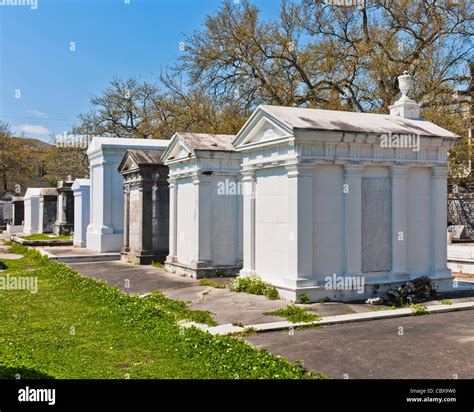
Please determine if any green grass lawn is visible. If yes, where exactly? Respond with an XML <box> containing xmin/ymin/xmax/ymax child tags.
<box><xmin>22</xmin><ymin>234</ymin><xmax>72</xmax><ymax>241</ymax></box>
<box><xmin>0</xmin><ymin>244</ymin><xmax>314</xmax><ymax>379</ymax></box>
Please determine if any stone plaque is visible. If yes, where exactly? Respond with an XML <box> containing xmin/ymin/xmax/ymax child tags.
<box><xmin>361</xmin><ymin>178</ymin><xmax>391</xmax><ymax>272</ymax></box>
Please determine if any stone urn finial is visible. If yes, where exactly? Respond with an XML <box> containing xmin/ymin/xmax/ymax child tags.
<box><xmin>389</xmin><ymin>70</ymin><xmax>419</xmax><ymax>119</ymax></box>
<box><xmin>398</xmin><ymin>70</ymin><xmax>412</xmax><ymax>100</ymax></box>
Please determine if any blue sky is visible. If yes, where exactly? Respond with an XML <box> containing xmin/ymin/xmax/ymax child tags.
<box><xmin>0</xmin><ymin>0</ymin><xmax>280</xmax><ymax>142</ymax></box>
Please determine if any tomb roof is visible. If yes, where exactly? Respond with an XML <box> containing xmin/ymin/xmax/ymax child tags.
<box><xmin>125</xmin><ymin>149</ymin><xmax>165</xmax><ymax>165</ymax></box>
<box><xmin>174</xmin><ymin>132</ymin><xmax>235</xmax><ymax>152</ymax></box>
<box><xmin>257</xmin><ymin>105</ymin><xmax>458</xmax><ymax>138</ymax></box>
<box><xmin>87</xmin><ymin>136</ymin><xmax>169</xmax><ymax>156</ymax></box>
<box><xmin>39</xmin><ymin>188</ymin><xmax>58</xmax><ymax>196</ymax></box>
<box><xmin>24</xmin><ymin>188</ymin><xmax>42</xmax><ymax>198</ymax></box>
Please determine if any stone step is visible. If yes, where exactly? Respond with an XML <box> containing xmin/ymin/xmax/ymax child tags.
<box><xmin>46</xmin><ymin>253</ymin><xmax>121</xmax><ymax>263</ymax></box>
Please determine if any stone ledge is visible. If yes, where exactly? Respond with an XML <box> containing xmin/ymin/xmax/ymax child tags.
<box><xmin>244</xmin><ymin>301</ymin><xmax>474</xmax><ymax>335</ymax></box>
<box><xmin>11</xmin><ymin>236</ymin><xmax>73</xmax><ymax>247</ymax></box>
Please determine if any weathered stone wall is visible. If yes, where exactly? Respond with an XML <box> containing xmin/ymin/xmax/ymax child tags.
<box><xmin>448</xmin><ymin>194</ymin><xmax>474</xmax><ymax>238</ymax></box>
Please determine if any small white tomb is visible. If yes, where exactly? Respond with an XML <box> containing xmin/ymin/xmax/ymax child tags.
<box><xmin>162</xmin><ymin>132</ymin><xmax>243</xmax><ymax>278</ymax></box>
<box><xmin>86</xmin><ymin>137</ymin><xmax>169</xmax><ymax>252</ymax></box>
<box><xmin>233</xmin><ymin>72</ymin><xmax>458</xmax><ymax>301</ymax></box>
<box><xmin>72</xmin><ymin>179</ymin><xmax>90</xmax><ymax>247</ymax></box>
<box><xmin>23</xmin><ymin>188</ymin><xmax>42</xmax><ymax>235</ymax></box>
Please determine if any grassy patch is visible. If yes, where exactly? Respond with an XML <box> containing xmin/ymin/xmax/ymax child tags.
<box><xmin>150</xmin><ymin>261</ymin><xmax>164</xmax><ymax>269</ymax></box>
<box><xmin>230</xmin><ymin>275</ymin><xmax>279</xmax><ymax>300</ymax></box>
<box><xmin>297</xmin><ymin>294</ymin><xmax>310</xmax><ymax>304</ymax></box>
<box><xmin>199</xmin><ymin>278</ymin><xmax>226</xmax><ymax>289</ymax></box>
<box><xmin>22</xmin><ymin>234</ymin><xmax>72</xmax><ymax>241</ymax></box>
<box><xmin>0</xmin><ymin>244</ymin><xmax>312</xmax><ymax>379</ymax></box>
<box><xmin>440</xmin><ymin>299</ymin><xmax>453</xmax><ymax>305</ymax></box>
<box><xmin>407</xmin><ymin>304</ymin><xmax>429</xmax><ymax>316</ymax></box>
<box><xmin>229</xmin><ymin>328</ymin><xmax>257</xmax><ymax>338</ymax></box>
<box><xmin>265</xmin><ymin>305</ymin><xmax>320</xmax><ymax>323</ymax></box>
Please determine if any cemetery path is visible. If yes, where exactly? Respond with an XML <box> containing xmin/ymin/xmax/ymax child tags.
<box><xmin>245</xmin><ymin>310</ymin><xmax>474</xmax><ymax>379</ymax></box>
<box><xmin>66</xmin><ymin>261</ymin><xmax>288</xmax><ymax>325</ymax></box>
<box><xmin>65</xmin><ymin>259</ymin><xmax>474</xmax><ymax>328</ymax></box>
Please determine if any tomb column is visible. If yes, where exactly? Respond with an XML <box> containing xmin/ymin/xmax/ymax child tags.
<box><xmin>101</xmin><ymin>161</ymin><xmax>113</xmax><ymax>233</ymax></box>
<box><xmin>390</xmin><ymin>165</ymin><xmax>409</xmax><ymax>277</ymax></box>
<box><xmin>431</xmin><ymin>166</ymin><xmax>449</xmax><ymax>277</ymax></box>
<box><xmin>87</xmin><ymin>164</ymin><xmax>96</xmax><ymax>232</ymax></box>
<box><xmin>166</xmin><ymin>177</ymin><xmax>178</xmax><ymax>263</ymax></box>
<box><xmin>140</xmin><ymin>181</ymin><xmax>154</xmax><ymax>254</ymax></box>
<box><xmin>285</xmin><ymin>163</ymin><xmax>314</xmax><ymax>286</ymax></box>
<box><xmin>241</xmin><ymin>169</ymin><xmax>256</xmax><ymax>276</ymax></box>
<box><xmin>122</xmin><ymin>183</ymin><xmax>130</xmax><ymax>253</ymax></box>
<box><xmin>343</xmin><ymin>163</ymin><xmax>364</xmax><ymax>276</ymax></box>
<box><xmin>193</xmin><ymin>173</ymin><xmax>211</xmax><ymax>265</ymax></box>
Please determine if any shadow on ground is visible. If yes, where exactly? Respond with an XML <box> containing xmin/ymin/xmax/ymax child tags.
<box><xmin>0</xmin><ymin>365</ymin><xmax>55</xmax><ymax>379</ymax></box>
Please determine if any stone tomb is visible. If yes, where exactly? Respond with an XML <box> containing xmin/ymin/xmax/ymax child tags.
<box><xmin>233</xmin><ymin>72</ymin><xmax>457</xmax><ymax>302</ymax></box>
<box><xmin>162</xmin><ymin>132</ymin><xmax>242</xmax><ymax>278</ymax></box>
<box><xmin>6</xmin><ymin>196</ymin><xmax>24</xmax><ymax>234</ymax></box>
<box><xmin>24</xmin><ymin>188</ymin><xmax>57</xmax><ymax>234</ymax></box>
<box><xmin>38</xmin><ymin>188</ymin><xmax>58</xmax><ymax>234</ymax></box>
<box><xmin>12</xmin><ymin>197</ymin><xmax>24</xmax><ymax>226</ymax></box>
<box><xmin>86</xmin><ymin>137</ymin><xmax>169</xmax><ymax>253</ymax></box>
<box><xmin>23</xmin><ymin>188</ymin><xmax>41</xmax><ymax>234</ymax></box>
<box><xmin>53</xmin><ymin>179</ymin><xmax>75</xmax><ymax>235</ymax></box>
<box><xmin>119</xmin><ymin>150</ymin><xmax>169</xmax><ymax>264</ymax></box>
<box><xmin>72</xmin><ymin>179</ymin><xmax>90</xmax><ymax>247</ymax></box>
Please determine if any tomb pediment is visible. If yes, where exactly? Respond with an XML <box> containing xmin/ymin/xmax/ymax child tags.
<box><xmin>161</xmin><ymin>135</ymin><xmax>194</xmax><ymax>162</ymax></box>
<box><xmin>233</xmin><ymin>107</ymin><xmax>293</xmax><ymax>149</ymax></box>
<box><xmin>118</xmin><ymin>154</ymin><xmax>139</xmax><ymax>174</ymax></box>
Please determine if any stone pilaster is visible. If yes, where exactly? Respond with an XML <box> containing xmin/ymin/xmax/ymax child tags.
<box><xmin>240</xmin><ymin>169</ymin><xmax>257</xmax><ymax>276</ymax></box>
<box><xmin>284</xmin><ymin>164</ymin><xmax>314</xmax><ymax>288</ymax></box>
<box><xmin>344</xmin><ymin>163</ymin><xmax>364</xmax><ymax>276</ymax></box>
<box><xmin>390</xmin><ymin>165</ymin><xmax>409</xmax><ymax>277</ymax></box>
<box><xmin>192</xmin><ymin>173</ymin><xmax>211</xmax><ymax>266</ymax></box>
<box><xmin>166</xmin><ymin>177</ymin><xmax>178</xmax><ymax>263</ymax></box>
<box><xmin>431</xmin><ymin>166</ymin><xmax>450</xmax><ymax>277</ymax></box>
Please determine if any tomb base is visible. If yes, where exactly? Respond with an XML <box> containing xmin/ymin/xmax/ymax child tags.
<box><xmin>121</xmin><ymin>249</ymin><xmax>168</xmax><ymax>265</ymax></box>
<box><xmin>86</xmin><ymin>231</ymin><xmax>123</xmax><ymax>253</ymax></box>
<box><xmin>273</xmin><ymin>273</ymin><xmax>456</xmax><ymax>303</ymax></box>
<box><xmin>165</xmin><ymin>259</ymin><xmax>241</xmax><ymax>279</ymax></box>
<box><xmin>6</xmin><ymin>224</ymin><xmax>24</xmax><ymax>234</ymax></box>
<box><xmin>53</xmin><ymin>222</ymin><xmax>74</xmax><ymax>236</ymax></box>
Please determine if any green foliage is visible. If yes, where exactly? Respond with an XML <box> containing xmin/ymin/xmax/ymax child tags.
<box><xmin>0</xmin><ymin>244</ymin><xmax>313</xmax><ymax>379</ymax></box>
<box><xmin>440</xmin><ymin>299</ymin><xmax>453</xmax><ymax>305</ymax></box>
<box><xmin>22</xmin><ymin>234</ymin><xmax>72</xmax><ymax>241</ymax></box>
<box><xmin>265</xmin><ymin>306</ymin><xmax>320</xmax><ymax>324</ymax></box>
<box><xmin>297</xmin><ymin>294</ymin><xmax>310</xmax><ymax>304</ymax></box>
<box><xmin>230</xmin><ymin>275</ymin><xmax>279</xmax><ymax>300</ymax></box>
<box><xmin>408</xmin><ymin>304</ymin><xmax>429</xmax><ymax>316</ymax></box>
<box><xmin>150</xmin><ymin>261</ymin><xmax>164</xmax><ymax>269</ymax></box>
<box><xmin>199</xmin><ymin>278</ymin><xmax>226</xmax><ymax>289</ymax></box>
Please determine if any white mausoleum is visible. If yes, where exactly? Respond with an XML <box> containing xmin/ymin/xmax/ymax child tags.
<box><xmin>162</xmin><ymin>132</ymin><xmax>242</xmax><ymax>278</ymax></box>
<box><xmin>233</xmin><ymin>72</ymin><xmax>458</xmax><ymax>301</ymax></box>
<box><xmin>23</xmin><ymin>188</ymin><xmax>41</xmax><ymax>235</ymax></box>
<box><xmin>86</xmin><ymin>137</ymin><xmax>169</xmax><ymax>252</ymax></box>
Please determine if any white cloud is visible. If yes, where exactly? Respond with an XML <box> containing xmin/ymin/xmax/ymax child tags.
<box><xmin>13</xmin><ymin>124</ymin><xmax>51</xmax><ymax>136</ymax></box>
<box><xmin>25</xmin><ymin>109</ymin><xmax>48</xmax><ymax>119</ymax></box>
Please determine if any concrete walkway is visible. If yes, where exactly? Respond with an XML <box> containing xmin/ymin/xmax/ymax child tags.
<box><xmin>63</xmin><ymin>259</ymin><xmax>474</xmax><ymax>329</ymax></box>
<box><xmin>67</xmin><ymin>261</ymin><xmax>289</xmax><ymax>325</ymax></box>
